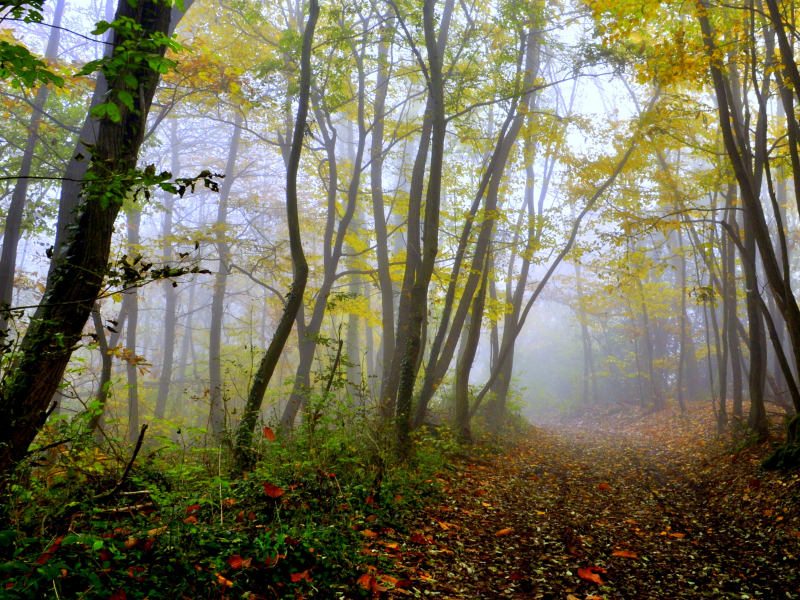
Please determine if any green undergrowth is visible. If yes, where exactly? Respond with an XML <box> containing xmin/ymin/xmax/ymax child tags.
<box><xmin>0</xmin><ymin>412</ymin><xmax>460</xmax><ymax>599</ymax></box>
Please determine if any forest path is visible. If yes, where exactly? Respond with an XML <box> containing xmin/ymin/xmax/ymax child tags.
<box><xmin>399</xmin><ymin>411</ymin><xmax>799</xmax><ymax>599</ymax></box>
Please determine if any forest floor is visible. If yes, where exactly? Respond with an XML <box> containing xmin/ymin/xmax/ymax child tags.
<box><xmin>381</xmin><ymin>403</ymin><xmax>800</xmax><ymax>599</ymax></box>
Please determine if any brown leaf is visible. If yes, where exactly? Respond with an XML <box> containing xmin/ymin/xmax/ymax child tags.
<box><xmin>578</xmin><ymin>566</ymin><xmax>606</xmax><ymax>584</ymax></box>
<box><xmin>668</xmin><ymin>532</ymin><xmax>686</xmax><ymax>539</ymax></box>
<box><xmin>262</xmin><ymin>426</ymin><xmax>275</xmax><ymax>441</ymax></box>
<box><xmin>598</xmin><ymin>483</ymin><xmax>612</xmax><ymax>491</ymax></box>
<box><xmin>612</xmin><ymin>549</ymin><xmax>639</xmax><ymax>558</ymax></box>
<box><xmin>494</xmin><ymin>528</ymin><xmax>512</xmax><ymax>537</ymax></box>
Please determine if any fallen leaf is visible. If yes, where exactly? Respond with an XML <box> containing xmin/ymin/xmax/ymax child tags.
<box><xmin>598</xmin><ymin>483</ymin><xmax>612</xmax><ymax>491</ymax></box>
<box><xmin>668</xmin><ymin>532</ymin><xmax>686</xmax><ymax>539</ymax></box>
<box><xmin>262</xmin><ymin>426</ymin><xmax>275</xmax><ymax>441</ymax></box>
<box><xmin>290</xmin><ymin>569</ymin><xmax>311</xmax><ymax>582</ymax></box>
<box><xmin>361</xmin><ymin>529</ymin><xmax>379</xmax><ymax>538</ymax></box>
<box><xmin>263</xmin><ymin>482</ymin><xmax>285</xmax><ymax>499</ymax></box>
<box><xmin>494</xmin><ymin>527</ymin><xmax>512</xmax><ymax>536</ymax></box>
<box><xmin>612</xmin><ymin>549</ymin><xmax>639</xmax><ymax>558</ymax></box>
<box><xmin>578</xmin><ymin>565</ymin><xmax>606</xmax><ymax>584</ymax></box>
<box><xmin>357</xmin><ymin>573</ymin><xmax>388</xmax><ymax>592</ymax></box>
<box><xmin>216</xmin><ymin>573</ymin><xmax>234</xmax><ymax>587</ymax></box>
<box><xmin>147</xmin><ymin>526</ymin><xmax>168</xmax><ymax>537</ymax></box>
<box><xmin>228</xmin><ymin>554</ymin><xmax>243</xmax><ymax>569</ymax></box>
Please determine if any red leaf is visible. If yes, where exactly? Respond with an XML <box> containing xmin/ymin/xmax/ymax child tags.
<box><xmin>142</xmin><ymin>538</ymin><xmax>155</xmax><ymax>551</ymax></box>
<box><xmin>127</xmin><ymin>566</ymin><xmax>146</xmax><ymax>581</ymax></box>
<box><xmin>263</xmin><ymin>482</ymin><xmax>285</xmax><ymax>499</ymax></box>
<box><xmin>109</xmin><ymin>590</ymin><xmax>127</xmax><ymax>600</ymax></box>
<box><xmin>228</xmin><ymin>554</ymin><xmax>244</xmax><ymax>569</ymax></box>
<box><xmin>262</xmin><ymin>426</ymin><xmax>275</xmax><ymax>441</ymax></box>
<box><xmin>290</xmin><ymin>569</ymin><xmax>311</xmax><ymax>582</ymax></box>
<box><xmin>598</xmin><ymin>483</ymin><xmax>612</xmax><ymax>491</ymax></box>
<box><xmin>186</xmin><ymin>503</ymin><xmax>200</xmax><ymax>515</ymax></box>
<box><xmin>35</xmin><ymin>535</ymin><xmax>65</xmax><ymax>565</ymax></box>
<box><xmin>509</xmin><ymin>572</ymin><xmax>526</xmax><ymax>581</ymax></box>
<box><xmin>365</xmin><ymin>495</ymin><xmax>376</xmax><ymax>506</ymax></box>
<box><xmin>578</xmin><ymin>566</ymin><xmax>606</xmax><ymax>584</ymax></box>
<box><xmin>409</xmin><ymin>534</ymin><xmax>429</xmax><ymax>544</ymax></box>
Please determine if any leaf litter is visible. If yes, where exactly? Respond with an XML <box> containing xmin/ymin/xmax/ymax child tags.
<box><xmin>379</xmin><ymin>403</ymin><xmax>799</xmax><ymax>599</ymax></box>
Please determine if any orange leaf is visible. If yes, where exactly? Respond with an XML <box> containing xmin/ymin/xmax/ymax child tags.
<box><xmin>184</xmin><ymin>516</ymin><xmax>197</xmax><ymax>524</ymax></box>
<box><xmin>124</xmin><ymin>537</ymin><xmax>138</xmax><ymax>549</ymax></box>
<box><xmin>578</xmin><ymin>566</ymin><xmax>606</xmax><ymax>584</ymax></box>
<box><xmin>598</xmin><ymin>483</ymin><xmax>612</xmax><ymax>491</ymax></box>
<box><xmin>365</xmin><ymin>495</ymin><xmax>377</xmax><ymax>506</ymax></box>
<box><xmin>216</xmin><ymin>573</ymin><xmax>234</xmax><ymax>587</ymax></box>
<box><xmin>263</xmin><ymin>482</ymin><xmax>285</xmax><ymax>499</ymax></box>
<box><xmin>668</xmin><ymin>532</ymin><xmax>686</xmax><ymax>539</ymax></box>
<box><xmin>361</xmin><ymin>529</ymin><xmax>379</xmax><ymax>538</ymax></box>
<box><xmin>357</xmin><ymin>573</ymin><xmax>388</xmax><ymax>592</ymax></box>
<box><xmin>494</xmin><ymin>528</ymin><xmax>512</xmax><ymax>537</ymax></box>
<box><xmin>262</xmin><ymin>426</ymin><xmax>275</xmax><ymax>441</ymax></box>
<box><xmin>290</xmin><ymin>569</ymin><xmax>311</xmax><ymax>582</ymax></box>
<box><xmin>612</xmin><ymin>549</ymin><xmax>639</xmax><ymax>558</ymax></box>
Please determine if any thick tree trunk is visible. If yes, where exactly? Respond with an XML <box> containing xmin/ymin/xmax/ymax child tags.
<box><xmin>0</xmin><ymin>0</ymin><xmax>175</xmax><ymax>478</ymax></box>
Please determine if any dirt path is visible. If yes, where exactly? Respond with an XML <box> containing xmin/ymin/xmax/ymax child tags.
<box><xmin>393</xmin><ymin>418</ymin><xmax>800</xmax><ymax>599</ymax></box>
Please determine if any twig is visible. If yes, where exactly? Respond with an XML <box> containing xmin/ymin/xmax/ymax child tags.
<box><xmin>24</xmin><ymin>438</ymin><xmax>72</xmax><ymax>457</ymax></box>
<box><xmin>92</xmin><ymin>424</ymin><xmax>148</xmax><ymax>502</ymax></box>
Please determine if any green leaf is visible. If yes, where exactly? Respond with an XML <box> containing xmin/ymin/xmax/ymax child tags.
<box><xmin>122</xmin><ymin>73</ymin><xmax>138</xmax><ymax>88</ymax></box>
<box><xmin>90</xmin><ymin>21</ymin><xmax>112</xmax><ymax>36</ymax></box>
<box><xmin>117</xmin><ymin>90</ymin><xmax>134</xmax><ymax>111</ymax></box>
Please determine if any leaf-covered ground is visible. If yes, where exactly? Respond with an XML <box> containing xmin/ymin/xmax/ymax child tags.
<box><xmin>370</xmin><ymin>405</ymin><xmax>800</xmax><ymax>599</ymax></box>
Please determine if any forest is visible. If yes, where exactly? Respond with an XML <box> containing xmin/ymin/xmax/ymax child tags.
<box><xmin>0</xmin><ymin>0</ymin><xmax>799</xmax><ymax>596</ymax></box>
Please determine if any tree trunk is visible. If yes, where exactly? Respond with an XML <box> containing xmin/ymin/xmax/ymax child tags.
<box><xmin>0</xmin><ymin>0</ymin><xmax>65</xmax><ymax>330</ymax></box>
<box><xmin>208</xmin><ymin>111</ymin><xmax>244</xmax><ymax>437</ymax></box>
<box><xmin>394</xmin><ymin>0</ymin><xmax>448</xmax><ymax>457</ymax></box>
<box><xmin>233</xmin><ymin>0</ymin><xmax>318</xmax><ymax>462</ymax></box>
<box><xmin>0</xmin><ymin>0</ymin><xmax>176</xmax><ymax>478</ymax></box>
<box><xmin>125</xmin><ymin>209</ymin><xmax>141</xmax><ymax>443</ymax></box>
<box><xmin>454</xmin><ymin>252</ymin><xmax>490</xmax><ymax>444</ymax></box>
<box><xmin>155</xmin><ymin>119</ymin><xmax>180</xmax><ymax>422</ymax></box>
